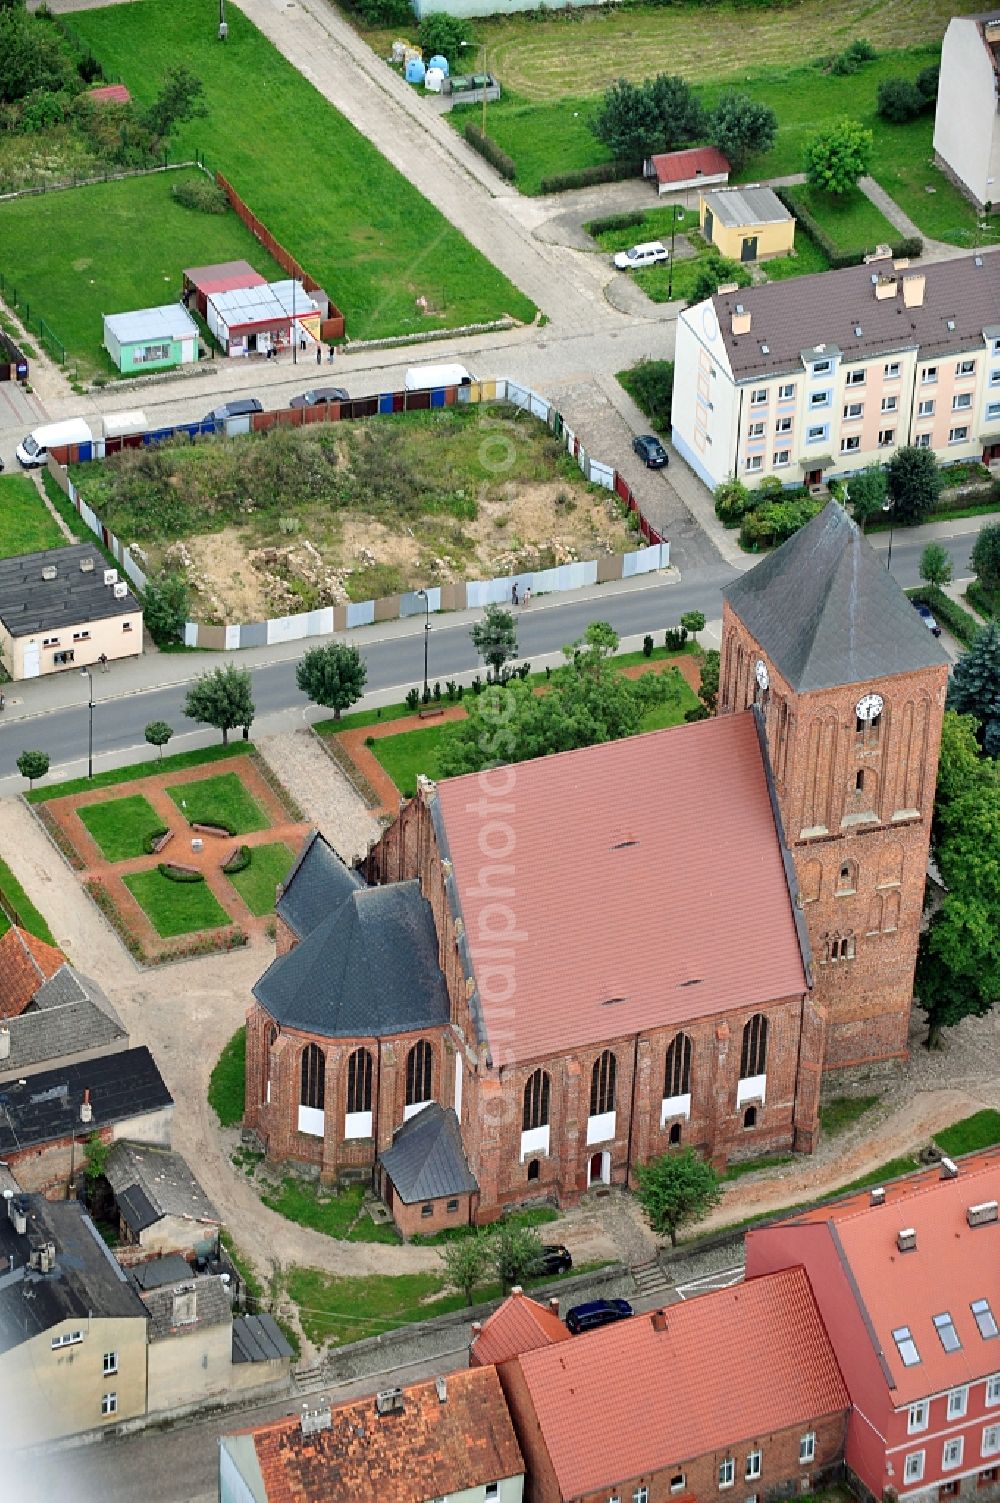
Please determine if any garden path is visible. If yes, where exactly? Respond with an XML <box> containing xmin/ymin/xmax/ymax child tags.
<box><xmin>255</xmin><ymin>729</ymin><xmax>382</xmax><ymax>863</ymax></box>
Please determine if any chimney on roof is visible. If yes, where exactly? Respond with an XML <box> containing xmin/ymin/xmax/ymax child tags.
<box><xmin>967</xmin><ymin>1201</ymin><xmax>999</xmax><ymax>1228</ymax></box>
<box><xmin>731</xmin><ymin>309</ymin><xmax>752</xmax><ymax>336</ymax></box>
<box><xmin>549</xmin><ymin>1298</ymin><xmax>560</xmax><ymax>1316</ymax></box>
<box><xmin>940</xmin><ymin>1158</ymin><xmax>958</xmax><ymax>1179</ymax></box>
<box><xmin>864</xmin><ymin>246</ymin><xmax>893</xmax><ymax>264</ymax></box>
<box><xmin>651</xmin><ymin>1309</ymin><xmax>668</xmax><ymax>1333</ymax></box>
<box><xmin>897</xmin><ymin>1228</ymin><xmax>917</xmax><ymax>1253</ymax></box>
<box><xmin>471</xmin><ymin>1321</ymin><xmax>482</xmax><ymax>1337</ymax></box>
<box><xmin>80</xmin><ymin>1088</ymin><xmax>92</xmax><ymax>1125</ymax></box>
<box><xmin>300</xmin><ymin>1402</ymin><xmax>332</xmax><ymax>1435</ymax></box>
<box><xmin>510</xmin><ymin>1285</ymin><xmax>523</xmax><ymax>1297</ymax></box>
<box><xmin>870</xmin><ymin>1187</ymin><xmax>886</xmax><ymax>1206</ymax></box>
<box><xmin>436</xmin><ymin>1377</ymin><xmax>447</xmax><ymax>1404</ymax></box>
<box><xmin>717</xmin><ymin>282</ymin><xmax>740</xmax><ymax>296</ymax></box>
<box><xmin>902</xmin><ymin>274</ymin><xmax>926</xmax><ymax>308</ymax></box>
<box><xmin>375</xmin><ymin>1388</ymin><xmax>405</xmax><ymax>1416</ymax></box>
<box><xmin>874</xmin><ymin>276</ymin><xmax>898</xmax><ymax>301</ymax></box>
<box><xmin>9</xmin><ymin>1196</ymin><xmax>27</xmax><ymax>1236</ymax></box>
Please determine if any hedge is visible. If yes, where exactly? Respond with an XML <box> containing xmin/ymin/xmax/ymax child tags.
<box><xmin>223</xmin><ymin>845</ymin><xmax>252</xmax><ymax>875</ymax></box>
<box><xmin>907</xmin><ymin>586</ymin><xmax>980</xmax><ymax>648</ymax></box>
<box><xmin>584</xmin><ymin>209</ymin><xmax>647</xmax><ymax>237</ymax></box>
<box><xmin>159</xmin><ymin>863</ymin><xmax>206</xmax><ymax>884</ymax></box>
<box><xmin>463</xmin><ymin>122</ymin><xmax>515</xmax><ymax>182</ymax></box>
<box><xmin>774</xmin><ymin>187</ymin><xmax>922</xmax><ymax>269</ymax></box>
<box><xmin>540</xmin><ymin>158</ymin><xmax>643</xmax><ymax>194</ymax></box>
<box><xmin>964</xmin><ymin>579</ymin><xmax>997</xmax><ymax>624</ymax></box>
<box><xmin>143</xmin><ymin>827</ymin><xmax>170</xmax><ymax>855</ymax></box>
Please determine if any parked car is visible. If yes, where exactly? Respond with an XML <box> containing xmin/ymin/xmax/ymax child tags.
<box><xmin>538</xmin><ymin>1244</ymin><xmax>573</xmax><ymax>1276</ymax></box>
<box><xmin>613</xmin><ymin>241</ymin><xmax>669</xmax><ymax>271</ymax></box>
<box><xmin>565</xmin><ymin>1298</ymin><xmax>634</xmax><ymax>1335</ymax></box>
<box><xmin>289</xmin><ymin>387</ymin><xmax>349</xmax><ymax>408</ymax></box>
<box><xmin>633</xmin><ymin>434</ymin><xmax>669</xmax><ymax>468</ymax></box>
<box><xmin>911</xmin><ymin>600</ymin><xmax>942</xmax><ymax>636</ymax></box>
<box><xmin>203</xmin><ymin>397</ymin><xmax>263</xmax><ymax>424</ymax></box>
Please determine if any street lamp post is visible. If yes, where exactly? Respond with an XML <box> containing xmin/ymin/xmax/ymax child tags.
<box><xmin>80</xmin><ymin>667</ymin><xmax>94</xmax><ymax>779</ymax></box>
<box><xmin>667</xmin><ymin>201</ymin><xmax>678</xmax><ymax>300</ymax></box>
<box><xmin>883</xmin><ymin>498</ymin><xmax>895</xmax><ymax>573</ymax></box>
<box><xmin>218</xmin><ymin>0</ymin><xmax>228</xmax><ymax>39</ymax></box>
<box><xmin>416</xmin><ymin>589</ymin><xmax>430</xmax><ymax>700</ymax></box>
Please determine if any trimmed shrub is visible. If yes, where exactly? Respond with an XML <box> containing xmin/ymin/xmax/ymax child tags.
<box><xmin>464</xmin><ymin>121</ymin><xmax>515</xmax><ymax>182</ymax></box>
<box><xmin>143</xmin><ymin>826</ymin><xmax>170</xmax><ymax>854</ymax></box>
<box><xmin>222</xmin><ymin>845</ymin><xmax>251</xmax><ymax>875</ymax></box>
<box><xmin>739</xmin><ymin>495</ymin><xmax>823</xmax><ymax>549</ymax></box>
<box><xmin>916</xmin><ymin>64</ymin><xmax>939</xmax><ymax>105</ymax></box>
<box><xmin>908</xmin><ymin>586</ymin><xmax>979</xmax><ymax>647</ymax></box>
<box><xmin>159</xmin><ymin>863</ymin><xmax>205</xmax><ymax>883</ymax></box>
<box><xmin>171</xmin><ymin>176</ymin><xmax>230</xmax><ymax>214</ymax></box>
<box><xmin>405</xmin><ymin>687</ymin><xmax>420</xmax><ymax>710</ymax></box>
<box><xmin>540</xmin><ymin>158</ymin><xmax>643</xmax><ymax>194</ymax></box>
<box><xmin>714</xmin><ymin>478</ymin><xmax>755</xmax><ymax>526</ymax></box>
<box><xmin>876</xmin><ymin>78</ymin><xmax>923</xmax><ymax>125</ymax></box>
<box><xmin>618</xmin><ymin>358</ymin><xmax>674</xmax><ymax>433</ymax></box>
<box><xmin>584</xmin><ymin>209</ymin><xmax>647</xmax><ymax>237</ymax></box>
<box><xmin>643</xmin><ymin>634</ymin><xmax>654</xmax><ymax>657</ymax></box>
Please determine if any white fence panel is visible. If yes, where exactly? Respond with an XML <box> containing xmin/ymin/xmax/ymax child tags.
<box><xmin>307</xmin><ymin>606</ymin><xmax>336</xmax><ymax>636</ymax></box>
<box><xmin>589</xmin><ymin>460</ymin><xmax>615</xmax><ymax>490</ymax></box>
<box><xmin>506</xmin><ymin>381</ymin><xmax>530</xmax><ymax>410</ymax></box>
<box><xmin>267</xmin><ymin>611</ymin><xmax>312</xmax><ymax>645</ymax></box>
<box><xmin>184</xmin><ymin>621</ymin><xmax>199</xmax><ymax>648</ymax></box>
<box><xmin>346</xmin><ymin>600</ymin><xmax>375</xmax><ymax>629</ymax></box>
<box><xmin>529</xmin><ymin>392</ymin><xmax>549</xmax><ymax>422</ymax></box>
<box><xmin>563</xmin><ymin>425</ymin><xmax>575</xmax><ymax>456</ymax></box>
<box><xmin>622</xmin><ymin>544</ymin><xmax>664</xmax><ymax>578</ymax></box>
<box><xmin>467</xmin><ymin>576</ymin><xmax>513</xmax><ymax>609</ymax></box>
<box><xmin>225</xmin><ymin>625</ymin><xmax>241</xmax><ymax>651</ymax></box>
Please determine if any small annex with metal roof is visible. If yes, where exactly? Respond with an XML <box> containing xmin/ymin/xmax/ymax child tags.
<box><xmin>103</xmin><ymin>302</ymin><xmax>200</xmax><ymax>374</ymax></box>
<box><xmin>700</xmin><ymin>185</ymin><xmax>795</xmax><ymax>263</ymax></box>
<box><xmin>0</xmin><ymin>542</ymin><xmax>142</xmax><ymax>681</ymax></box>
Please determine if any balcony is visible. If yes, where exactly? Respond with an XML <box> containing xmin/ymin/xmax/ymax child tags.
<box><xmin>586</xmin><ymin>1110</ymin><xmax>616</xmax><ymax>1145</ymax></box>
<box><xmin>344</xmin><ymin>1110</ymin><xmax>373</xmax><ymax>1140</ymax></box>
<box><xmin>520</xmin><ymin>1125</ymin><xmax>550</xmax><ymax>1161</ymax></box>
<box><xmin>736</xmin><ymin>1075</ymin><xmax>766</xmax><ymax>1109</ymax></box>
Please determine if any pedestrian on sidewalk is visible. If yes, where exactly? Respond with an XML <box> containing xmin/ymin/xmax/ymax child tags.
<box><xmin>523</xmin><ymin>586</ymin><xmax>532</xmax><ymax>606</ymax></box>
<box><xmin>316</xmin><ymin>344</ymin><xmax>322</xmax><ymax>366</ymax></box>
<box><xmin>328</xmin><ymin>344</ymin><xmax>336</xmax><ymax>364</ymax></box>
<box><xmin>511</xmin><ymin>582</ymin><xmax>519</xmax><ymax>606</ymax></box>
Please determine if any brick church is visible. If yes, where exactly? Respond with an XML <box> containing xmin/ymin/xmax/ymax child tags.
<box><xmin>244</xmin><ymin>502</ymin><xmax>949</xmax><ymax>1233</ymax></box>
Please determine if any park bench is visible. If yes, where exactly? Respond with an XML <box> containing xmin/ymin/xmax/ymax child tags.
<box><xmin>418</xmin><ymin>706</ymin><xmax>445</xmax><ymax>720</ymax></box>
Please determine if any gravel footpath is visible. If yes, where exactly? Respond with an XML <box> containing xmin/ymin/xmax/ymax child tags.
<box><xmin>255</xmin><ymin>729</ymin><xmax>380</xmax><ymax>863</ymax></box>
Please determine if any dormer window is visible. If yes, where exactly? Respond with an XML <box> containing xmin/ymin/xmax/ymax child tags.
<box><xmin>893</xmin><ymin>1325</ymin><xmax>921</xmax><ymax>1366</ymax></box>
<box><xmin>973</xmin><ymin>1300</ymin><xmax>999</xmax><ymax>1340</ymax></box>
<box><xmin>934</xmin><ymin>1313</ymin><xmax>962</xmax><ymax>1353</ymax></box>
<box><xmin>812</xmin><ymin>359</ymin><xmax>832</xmax><ymax>374</ymax></box>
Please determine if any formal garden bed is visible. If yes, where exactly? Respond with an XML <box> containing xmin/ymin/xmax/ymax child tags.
<box><xmin>67</xmin><ymin>406</ymin><xmax>634</xmax><ymax>619</ymax></box>
<box><xmin>29</xmin><ymin>746</ymin><xmax>306</xmax><ymax>963</ymax></box>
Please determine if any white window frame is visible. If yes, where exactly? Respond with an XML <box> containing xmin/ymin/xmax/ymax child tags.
<box><xmin>810</xmin><ymin>389</ymin><xmax>831</xmax><ymax>408</ymax></box>
<box><xmin>101</xmin><ymin>1392</ymin><xmax>118</xmax><ymax>1417</ymax></box>
<box><xmin>878</xmin><ymin>429</ymin><xmax>895</xmax><ymax>448</ymax></box>
<box><xmin>991</xmin><ymin>369</ymin><xmax>1000</xmax><ymax>386</ymax></box>
<box><xmin>922</xmin><ymin>366</ymin><xmax>938</xmax><ymax>384</ymax></box>
<box><xmin>987</xmin><ymin>1374</ymin><xmax>1000</xmax><ymax>1406</ymax></box>
<box><xmin>884</xmin><ymin>361</ymin><xmax>901</xmax><ymax>379</ymax></box>
<box><xmin>800</xmin><ymin>1433</ymin><xmax>816</xmax><ymax>1464</ymax></box>
<box><xmin>943</xmin><ymin>1437</ymin><xmax>964</xmax><ymax>1471</ymax></box>
<box><xmin>843</xmin><ymin>402</ymin><xmax>863</xmax><ymax>419</ymax></box>
<box><xmin>807</xmin><ymin>425</ymin><xmax>827</xmax><ymax>443</ymax></box>
<box><xmin>987</xmin><ymin>402</ymin><xmax>1000</xmax><ymax>422</ymax></box>
<box><xmin>846</xmin><ymin>369</ymin><xmax>866</xmax><ymax>386</ymax></box>
<box><xmin>983</xmin><ymin>1426</ymin><xmax>1000</xmax><ymax>1459</ymax></box>
<box><xmin>915</xmin><ymin>433</ymin><xmax>932</xmax><ymax>449</ymax></box>
<box><xmin>774</xmin><ymin>450</ymin><xmax>790</xmax><ymax>468</ymax></box>
<box><xmin>949</xmin><ymin>426</ymin><xmax>970</xmax><ymax>444</ymax></box>
<box><xmin>904</xmin><ymin>1452</ymin><xmax>925</xmax><ymax>1484</ymax></box>
<box><xmin>485</xmin><ymin>1485</ymin><xmax>500</xmax><ymax>1502</ymax></box>
<box><xmin>719</xmin><ymin>1458</ymin><xmax>735</xmax><ymax>1489</ymax></box>
<box><xmin>633</xmin><ymin>1489</ymin><xmax>649</xmax><ymax>1503</ymax></box>
<box><xmin>917</xmin><ymin>398</ymin><xmax>935</xmax><ymax>417</ymax></box>
<box><xmin>775</xmin><ymin>416</ymin><xmax>792</xmax><ymax>434</ymax></box>
<box><xmin>103</xmin><ymin>1351</ymin><xmax>118</xmax><ymax>1376</ymax></box>
<box><xmin>751</xmin><ymin>389</ymin><xmax>768</xmax><ymax>405</ymax></box>
<box><xmin>746</xmin><ymin>1451</ymin><xmax>762</xmax><ymax>1481</ymax></box>
<box><xmin>881</xmin><ymin>395</ymin><xmax>898</xmax><ymax>412</ymax></box>
<box><xmin>812</xmin><ymin>359</ymin><xmax>832</xmax><ymax>375</ymax></box>
<box><xmin>953</xmin><ymin>392</ymin><xmax>972</xmax><ymax>410</ymax></box>
<box><xmin>745</xmin><ymin>455</ymin><xmax>763</xmax><ymax>473</ymax></box>
<box><xmin>779</xmin><ymin>383</ymin><xmax>795</xmax><ymax>399</ymax></box>
<box><xmin>957</xmin><ymin>359</ymin><xmax>976</xmax><ymax>376</ymax></box>
<box><xmin>748</xmin><ymin>421</ymin><xmax>765</xmax><ymax>438</ymax></box>
<box><xmin>841</xmin><ymin>436</ymin><xmax>861</xmax><ymax>453</ymax></box>
<box><xmin>908</xmin><ymin>1400</ymin><xmax>929</xmax><ymax>1433</ymax></box>
<box><xmin>948</xmin><ymin>1388</ymin><xmax>969</xmax><ymax>1420</ymax></box>
<box><xmin>51</xmin><ymin>1330</ymin><xmax>83</xmax><ymax>1350</ymax></box>
<box><xmin>670</xmin><ymin>1477</ymin><xmax>687</xmax><ymax>1494</ymax></box>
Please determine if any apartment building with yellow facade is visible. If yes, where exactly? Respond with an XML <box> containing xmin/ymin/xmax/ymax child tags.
<box><xmin>671</xmin><ymin>250</ymin><xmax>1000</xmax><ymax>491</ymax></box>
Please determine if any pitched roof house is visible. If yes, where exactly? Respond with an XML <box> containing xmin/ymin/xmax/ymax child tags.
<box><xmin>0</xmin><ymin>927</ymin><xmax>64</xmax><ymax>1018</ymax></box>
<box><xmin>219</xmin><ymin>1366</ymin><xmax>524</xmax><ymax>1503</ymax></box>
<box><xmin>105</xmin><ymin>1141</ymin><xmax>220</xmax><ymax>1260</ymax></box>
<box><xmin>644</xmin><ymin>146</ymin><xmax>731</xmax><ymax>195</ymax></box>
<box><xmin>470</xmin><ymin>1288</ymin><xmax>571</xmax><ymax>1369</ymax></box>
<box><xmin>0</xmin><ymin>932</ymin><xmax>129</xmax><ymax>1084</ymax></box>
<box><xmin>746</xmin><ymin>1149</ymin><xmax>1000</xmax><ymax>1502</ymax></box>
<box><xmin>934</xmin><ymin>12</ymin><xmax>1000</xmax><ymax>210</ymax></box>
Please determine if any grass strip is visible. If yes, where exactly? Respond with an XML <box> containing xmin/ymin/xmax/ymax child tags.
<box><xmin>0</xmin><ymin>854</ymin><xmax>57</xmax><ymax>945</ymax></box>
<box><xmin>209</xmin><ymin>1025</ymin><xmax>246</xmax><ymax>1128</ymax></box>
<box><xmin>27</xmin><ymin>743</ymin><xmax>254</xmax><ymax>804</ymax></box>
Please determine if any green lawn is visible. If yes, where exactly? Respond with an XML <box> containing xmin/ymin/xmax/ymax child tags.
<box><xmin>71</xmin><ymin>0</ymin><xmax>534</xmax><ymax>343</ymax></box>
<box><xmin>783</xmin><ymin>183</ymin><xmax>898</xmax><ymax>259</ymax></box>
<box><xmin>123</xmin><ymin>868</ymin><xmax>230</xmax><ymax>937</ymax></box>
<box><xmin>0</xmin><ymin>855</ymin><xmax>57</xmax><ymax>945</ymax></box>
<box><xmin>167</xmin><ymin>773</ymin><xmax>269</xmax><ymax>835</ymax></box>
<box><xmin>27</xmin><ymin>743</ymin><xmax>254</xmax><ymax>804</ymax></box>
<box><xmin>0</xmin><ymin>475</ymin><xmax>66</xmax><ymax>558</ymax></box>
<box><xmin>262</xmin><ymin>1179</ymin><xmax>402</xmax><ymax>1245</ymax></box>
<box><xmin>819</xmin><ymin>1094</ymin><xmax>880</xmax><ymax>1137</ymax></box>
<box><xmin>935</xmin><ymin>1110</ymin><xmax>1000</xmax><ymax>1157</ymax></box>
<box><xmin>226</xmin><ymin>841</ymin><xmax>296</xmax><ymax>916</ymax></box>
<box><xmin>723</xmin><ymin>1154</ymin><xmax>794</xmax><ymax>1182</ymax></box>
<box><xmin>209</xmin><ymin>1026</ymin><xmax>246</xmax><ymax>1127</ymax></box>
<box><xmin>0</xmin><ymin>171</ymin><xmax>285</xmax><ymax>380</ymax></box>
<box><xmin>76</xmin><ymin>793</ymin><xmax>165</xmax><ymax>862</ymax></box>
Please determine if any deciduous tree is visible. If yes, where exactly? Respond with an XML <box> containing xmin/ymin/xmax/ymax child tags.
<box><xmin>946</xmin><ymin>621</ymin><xmax>1000</xmax><ymax>754</ymax></box>
<box><xmin>647</xmin><ymin>72</ymin><xmax>706</xmax><ymax>152</ymax></box>
<box><xmin>845</xmin><ymin>463</ymin><xmax>886</xmax><ymax>532</ymax></box>
<box><xmin>183</xmin><ymin>665</ymin><xmax>254</xmax><ymax>745</ymax></box>
<box><xmin>470</xmin><ymin>603</ymin><xmax>518</xmax><ymax>677</ymax></box>
<box><xmin>142</xmin><ymin>571</ymin><xmax>189</xmax><ymax>645</ymax></box>
<box><xmin>804</xmin><ymin>117</ymin><xmax>874</xmax><ymax>195</ymax></box>
<box><xmin>972</xmin><ymin>522</ymin><xmax>1000</xmax><ymax>591</ymax></box>
<box><xmin>417</xmin><ymin>11</ymin><xmax>471</xmax><ymax>65</ymax></box>
<box><xmin>634</xmin><ymin>1146</ymin><xmax>723</xmax><ymax>1246</ymax></box>
<box><xmin>886</xmin><ymin>444</ymin><xmax>940</xmax><ymax>526</ymax></box>
<box><xmin>490</xmin><ymin>1223</ymin><xmax>544</xmax><ymax>1291</ymax></box>
<box><xmin>441</xmin><ymin>1234</ymin><xmax>492</xmax><ymax>1306</ymax></box>
<box><xmin>296</xmin><ymin>641</ymin><xmax>367</xmax><ymax>720</ymax></box>
<box><xmin>919</xmin><ymin>542</ymin><xmax>953</xmax><ymax>590</ymax></box>
<box><xmin>680</xmin><ymin>610</ymin><xmax>706</xmax><ymax>644</ymax></box>
<box><xmin>708</xmin><ymin>91</ymin><xmax>777</xmax><ymax>169</ymax></box>
<box><xmin>16</xmin><ymin>749</ymin><xmax>49</xmax><ymax>789</ymax></box>
<box><xmin>589</xmin><ymin>77</ymin><xmax>661</xmax><ymax>163</ymax></box>
<box><xmin>144</xmin><ymin>721</ymin><xmax>174</xmax><ymax>760</ymax></box>
<box><xmin>876</xmin><ymin>77</ymin><xmax>924</xmax><ymax>124</ymax></box>
<box><xmin>142</xmin><ymin>64</ymin><xmax>207</xmax><ymax>143</ymax></box>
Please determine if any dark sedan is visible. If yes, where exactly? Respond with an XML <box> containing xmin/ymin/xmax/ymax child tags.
<box><xmin>289</xmin><ymin>386</ymin><xmax>350</xmax><ymax>408</ymax></box>
<box><xmin>565</xmin><ymin>1298</ymin><xmax>634</xmax><ymax>1335</ymax></box>
<box><xmin>633</xmin><ymin>434</ymin><xmax>669</xmax><ymax>468</ymax></box>
<box><xmin>538</xmin><ymin>1244</ymin><xmax>573</xmax><ymax>1276</ymax></box>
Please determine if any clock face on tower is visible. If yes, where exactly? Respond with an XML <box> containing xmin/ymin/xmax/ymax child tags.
<box><xmin>855</xmin><ymin>692</ymin><xmax>884</xmax><ymax>722</ymax></box>
<box><xmin>755</xmin><ymin>659</ymin><xmax>769</xmax><ymax>691</ymax></box>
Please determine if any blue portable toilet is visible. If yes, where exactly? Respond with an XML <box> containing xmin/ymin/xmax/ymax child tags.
<box><xmin>405</xmin><ymin>56</ymin><xmax>426</xmax><ymax>84</ymax></box>
<box><xmin>428</xmin><ymin>54</ymin><xmax>449</xmax><ymax>75</ymax></box>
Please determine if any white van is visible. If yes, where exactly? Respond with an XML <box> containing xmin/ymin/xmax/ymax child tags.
<box><xmin>403</xmin><ymin>363</ymin><xmax>475</xmax><ymax>392</ymax></box>
<box><xmin>101</xmin><ymin>410</ymin><xmax>148</xmax><ymax>441</ymax></box>
<box><xmin>16</xmin><ymin>417</ymin><xmax>94</xmax><ymax>468</ymax></box>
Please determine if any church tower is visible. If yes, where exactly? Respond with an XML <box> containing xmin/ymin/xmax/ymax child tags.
<box><xmin>720</xmin><ymin>502</ymin><xmax>949</xmax><ymax>1073</ymax></box>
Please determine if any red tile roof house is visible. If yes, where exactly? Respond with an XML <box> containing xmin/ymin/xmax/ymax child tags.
<box><xmin>217</xmin><ymin>1366</ymin><xmax>525</xmax><ymax>1503</ymax></box>
<box><xmin>746</xmin><ymin>1149</ymin><xmax>1000</xmax><ymax>1503</ymax></box>
<box><xmin>499</xmin><ymin>1267</ymin><xmax>848</xmax><ymax>1503</ymax></box>
<box><xmin>643</xmin><ymin>146</ymin><xmax>731</xmax><ymax>196</ymax></box>
<box><xmin>470</xmin><ymin>1288</ymin><xmax>572</xmax><ymax>1370</ymax></box>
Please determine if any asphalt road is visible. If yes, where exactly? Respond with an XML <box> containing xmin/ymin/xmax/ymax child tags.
<box><xmin>0</xmin><ymin>529</ymin><xmax>972</xmax><ymax>783</ymax></box>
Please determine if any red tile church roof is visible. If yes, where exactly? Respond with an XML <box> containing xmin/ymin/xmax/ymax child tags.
<box><xmin>514</xmin><ymin>1268</ymin><xmax>847</xmax><ymax>1499</ymax></box>
<box><xmin>434</xmin><ymin>711</ymin><xmax>808</xmax><ymax>1063</ymax></box>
